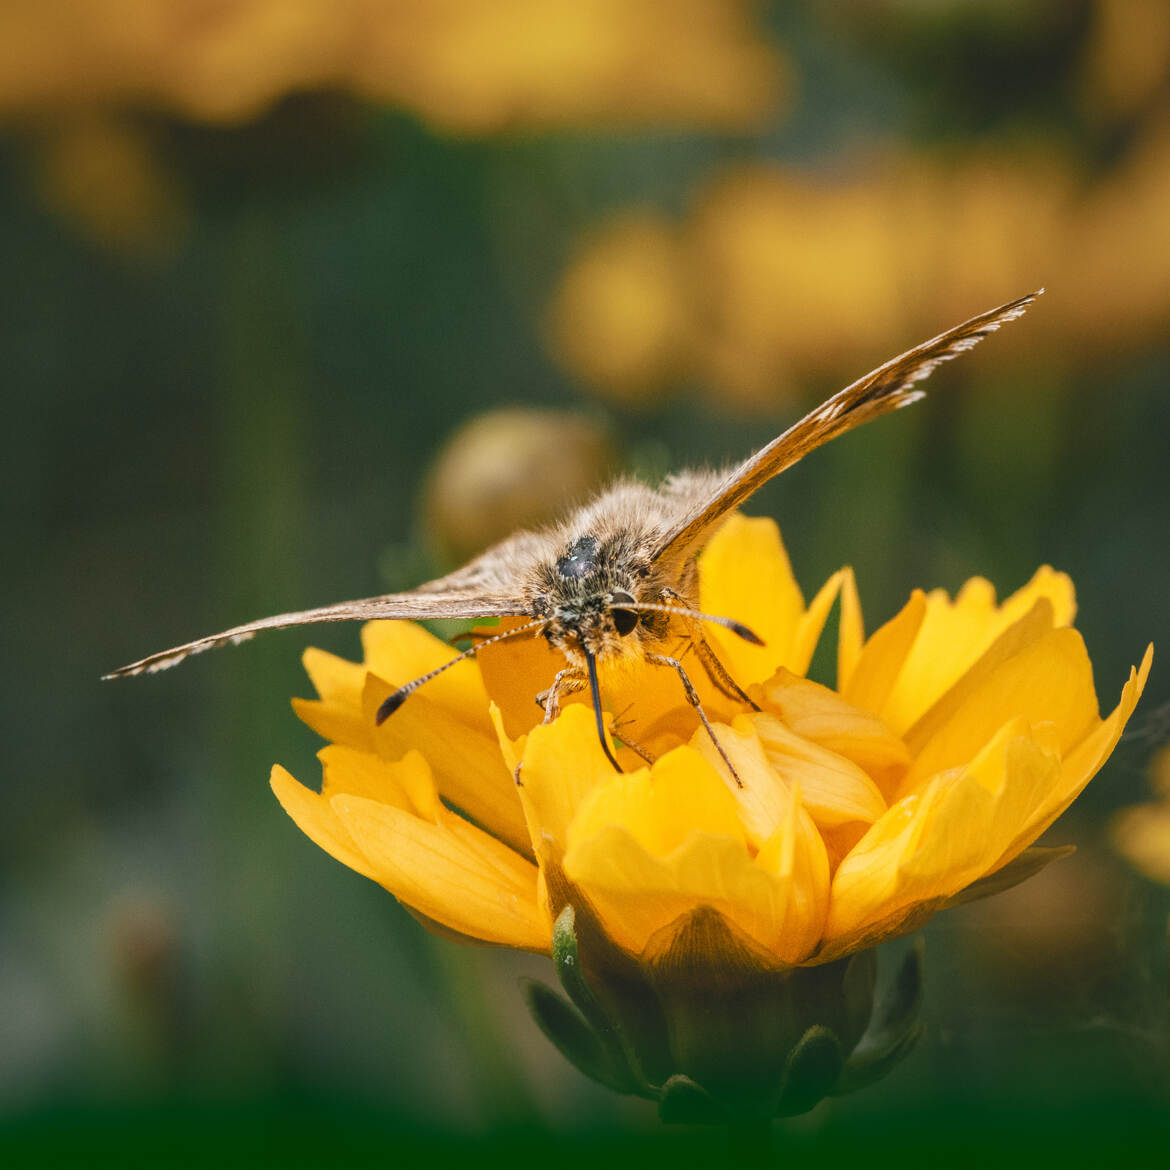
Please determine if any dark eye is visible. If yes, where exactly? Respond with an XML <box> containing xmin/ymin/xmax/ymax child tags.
<box><xmin>610</xmin><ymin>591</ymin><xmax>639</xmax><ymax>636</ymax></box>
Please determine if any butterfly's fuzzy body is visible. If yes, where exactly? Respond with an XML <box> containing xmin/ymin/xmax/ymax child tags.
<box><xmin>508</xmin><ymin>478</ymin><xmax>711</xmax><ymax>667</ymax></box>
<box><xmin>105</xmin><ymin>289</ymin><xmax>1043</xmax><ymax>743</ymax></box>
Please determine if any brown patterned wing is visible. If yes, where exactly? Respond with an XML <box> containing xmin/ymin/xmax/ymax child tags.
<box><xmin>651</xmin><ymin>290</ymin><xmax>1042</xmax><ymax>566</ymax></box>
<box><xmin>103</xmin><ymin>588</ymin><xmax>532</xmax><ymax>678</ymax></box>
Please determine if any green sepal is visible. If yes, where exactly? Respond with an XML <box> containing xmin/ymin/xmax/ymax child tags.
<box><xmin>774</xmin><ymin>1026</ymin><xmax>844</xmax><ymax>1117</ymax></box>
<box><xmin>545</xmin><ymin>904</ymin><xmax>647</xmax><ymax>1095</ymax></box>
<box><xmin>834</xmin><ymin>940</ymin><xmax>925</xmax><ymax>1097</ymax></box>
<box><xmin>551</xmin><ymin>905</ymin><xmax>613</xmax><ymax>1037</ymax></box>
<box><xmin>840</xmin><ymin>947</ymin><xmax>878</xmax><ymax>1050</ymax></box>
<box><xmin>522</xmin><ymin>979</ymin><xmax>635</xmax><ymax>1094</ymax></box>
<box><xmin>657</xmin><ymin>1075</ymin><xmax>726</xmax><ymax>1126</ymax></box>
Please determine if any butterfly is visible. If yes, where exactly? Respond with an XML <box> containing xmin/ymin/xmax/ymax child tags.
<box><xmin>107</xmin><ymin>291</ymin><xmax>1041</xmax><ymax>777</ymax></box>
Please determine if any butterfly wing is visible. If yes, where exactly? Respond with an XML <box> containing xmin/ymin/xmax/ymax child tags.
<box><xmin>103</xmin><ymin>589</ymin><xmax>532</xmax><ymax>678</ymax></box>
<box><xmin>650</xmin><ymin>290</ymin><xmax>1042</xmax><ymax>566</ymax></box>
<box><xmin>105</xmin><ymin>518</ymin><xmax>557</xmax><ymax>678</ymax></box>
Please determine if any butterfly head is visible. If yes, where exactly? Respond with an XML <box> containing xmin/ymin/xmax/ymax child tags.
<box><xmin>531</xmin><ymin>534</ymin><xmax>668</xmax><ymax>664</ymax></box>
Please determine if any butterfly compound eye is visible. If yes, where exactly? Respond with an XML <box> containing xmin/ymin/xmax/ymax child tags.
<box><xmin>610</xmin><ymin>591</ymin><xmax>639</xmax><ymax>636</ymax></box>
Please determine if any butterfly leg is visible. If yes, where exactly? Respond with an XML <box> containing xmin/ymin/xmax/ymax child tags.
<box><xmin>608</xmin><ymin>705</ymin><xmax>657</xmax><ymax>767</ymax></box>
<box><xmin>645</xmin><ymin>653</ymin><xmax>743</xmax><ymax>787</ymax></box>
<box><xmin>659</xmin><ymin>586</ymin><xmax>760</xmax><ymax>710</ymax></box>
<box><xmin>692</xmin><ymin>632</ymin><xmax>761</xmax><ymax>710</ymax></box>
<box><xmin>537</xmin><ymin>668</ymin><xmax>586</xmax><ymax>724</ymax></box>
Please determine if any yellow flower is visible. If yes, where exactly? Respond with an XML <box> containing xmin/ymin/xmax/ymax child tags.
<box><xmin>549</xmin><ymin>138</ymin><xmax>1170</xmax><ymax>410</ymax></box>
<box><xmin>0</xmin><ymin>0</ymin><xmax>786</xmax><ymax>131</ymax></box>
<box><xmin>272</xmin><ymin>513</ymin><xmax>1151</xmax><ymax>969</ymax></box>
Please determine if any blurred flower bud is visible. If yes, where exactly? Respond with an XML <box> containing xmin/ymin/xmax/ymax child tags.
<box><xmin>36</xmin><ymin>116</ymin><xmax>188</xmax><ymax>255</ymax></box>
<box><xmin>422</xmin><ymin>408</ymin><xmax>616</xmax><ymax>566</ymax></box>
<box><xmin>111</xmin><ymin>896</ymin><xmax>178</xmax><ymax>997</ymax></box>
<box><xmin>1112</xmin><ymin>742</ymin><xmax>1170</xmax><ymax>885</ymax></box>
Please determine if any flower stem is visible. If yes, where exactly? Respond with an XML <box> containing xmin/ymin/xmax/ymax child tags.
<box><xmin>727</xmin><ymin>1116</ymin><xmax>774</xmax><ymax>1166</ymax></box>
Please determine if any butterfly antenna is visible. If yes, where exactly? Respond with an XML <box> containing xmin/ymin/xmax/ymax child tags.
<box><xmin>375</xmin><ymin>617</ymin><xmax>548</xmax><ymax>724</ymax></box>
<box><xmin>583</xmin><ymin>646</ymin><xmax>623</xmax><ymax>774</ymax></box>
<box><xmin>621</xmin><ymin>602</ymin><xmax>765</xmax><ymax>646</ymax></box>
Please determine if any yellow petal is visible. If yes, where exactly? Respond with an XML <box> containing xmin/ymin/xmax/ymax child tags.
<box><xmin>824</xmin><ymin>783</ymin><xmax>947</xmax><ymax>941</ymax></box>
<box><xmin>293</xmin><ymin>647</ymin><xmax>373</xmax><ymax>751</ymax></box>
<box><xmin>789</xmin><ymin>568</ymin><xmax>846</xmax><ymax>677</ymax></box>
<box><xmin>319</xmin><ymin>744</ymin><xmax>438</xmax><ymax>820</ymax></box>
<box><xmin>879</xmin><ymin>567</ymin><xmax>1076</xmax><ymax>735</ymax></box>
<box><xmin>364</xmin><ymin>674</ymin><xmax>531</xmax><ymax>857</ymax></box>
<box><xmin>330</xmin><ymin>793</ymin><xmax>548</xmax><ymax>952</ymax></box>
<box><xmin>754</xmin><ymin>785</ymin><xmax>830</xmax><ymax>961</ymax></box>
<box><xmin>903</xmin><ymin>596</ymin><xmax>1060</xmax><ymax>757</ymax></box>
<box><xmin>271</xmin><ymin>763</ymin><xmax>376</xmax><ymax>882</ymax></box>
<box><xmin>756</xmin><ymin>667</ymin><xmax>909</xmax><ymax>778</ymax></box>
<box><xmin>994</xmin><ymin>645</ymin><xmax>1153</xmax><ymax>867</ymax></box>
<box><xmin>472</xmin><ymin>617</ymin><xmax>564</xmax><ymax>740</ymax></box>
<box><xmin>564</xmin><ymin>826</ymin><xmax>800</xmax><ymax>961</ymax></box>
<box><xmin>603</xmin><ymin>651</ymin><xmax>737</xmax><ymax>760</ymax></box>
<box><xmin>842</xmin><ymin>590</ymin><xmax>927</xmax><ymax>717</ymax></box>
<box><xmin>898</xmin><ymin>628</ymin><xmax>1101</xmax><ymax>798</ymax></box>
<box><xmin>826</xmin><ymin>723</ymin><xmax>1063</xmax><ymax>940</ymax></box>
<box><xmin>568</xmin><ymin>745</ymin><xmax>746</xmax><ymax>859</ymax></box>
<box><xmin>514</xmin><ymin>703</ymin><xmax>625</xmax><ymax>858</ymax></box>
<box><xmin>750</xmin><ymin>712</ymin><xmax>886</xmax><ymax>829</ymax></box>
<box><xmin>699</xmin><ymin>513</ymin><xmax>806</xmax><ymax>686</ymax></box>
<box><xmin>836</xmin><ymin>566</ymin><xmax>864</xmax><ymax>690</ymax></box>
<box><xmin>361</xmin><ymin>620</ymin><xmax>493</xmax><ymax>735</ymax></box>
<box><xmin>1000</xmin><ymin>565</ymin><xmax>1076</xmax><ymax>628</ymax></box>
<box><xmin>689</xmin><ymin>718</ymin><xmax>788</xmax><ymax>849</ymax></box>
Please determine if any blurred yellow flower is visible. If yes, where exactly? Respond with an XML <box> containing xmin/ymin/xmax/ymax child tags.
<box><xmin>1111</xmin><ymin>743</ymin><xmax>1170</xmax><ymax>885</ymax></box>
<box><xmin>1082</xmin><ymin>0</ymin><xmax>1170</xmax><ymax>122</ymax></box>
<box><xmin>33</xmin><ymin>115</ymin><xmax>189</xmax><ymax>253</ymax></box>
<box><xmin>272</xmin><ymin>513</ymin><xmax>1150</xmax><ymax>966</ymax></box>
<box><xmin>0</xmin><ymin>0</ymin><xmax>787</xmax><ymax>132</ymax></box>
<box><xmin>549</xmin><ymin>137</ymin><xmax>1170</xmax><ymax>409</ymax></box>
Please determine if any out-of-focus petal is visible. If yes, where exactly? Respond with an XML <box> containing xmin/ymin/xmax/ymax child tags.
<box><xmin>1113</xmin><ymin>802</ymin><xmax>1170</xmax><ymax>885</ymax></box>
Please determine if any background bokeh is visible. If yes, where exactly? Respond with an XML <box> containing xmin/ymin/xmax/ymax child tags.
<box><xmin>4</xmin><ymin>2</ymin><xmax>1169</xmax><ymax>1165</ymax></box>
